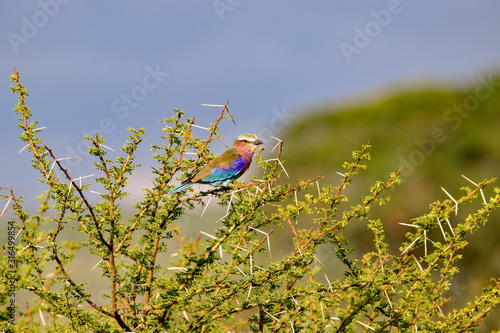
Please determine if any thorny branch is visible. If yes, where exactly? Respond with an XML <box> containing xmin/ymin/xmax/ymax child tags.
<box><xmin>5</xmin><ymin>69</ymin><xmax>500</xmax><ymax>332</ymax></box>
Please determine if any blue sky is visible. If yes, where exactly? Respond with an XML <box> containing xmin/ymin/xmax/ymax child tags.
<box><xmin>2</xmin><ymin>1</ymin><xmax>500</xmax><ymax>208</ymax></box>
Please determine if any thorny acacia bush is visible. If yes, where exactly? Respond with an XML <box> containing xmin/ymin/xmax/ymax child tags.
<box><xmin>2</xmin><ymin>69</ymin><xmax>500</xmax><ymax>332</ymax></box>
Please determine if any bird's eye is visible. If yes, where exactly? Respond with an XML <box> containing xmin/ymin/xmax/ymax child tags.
<box><xmin>240</xmin><ymin>139</ymin><xmax>248</xmax><ymax>143</ymax></box>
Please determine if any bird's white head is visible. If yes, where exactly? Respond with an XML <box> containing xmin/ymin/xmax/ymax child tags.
<box><xmin>234</xmin><ymin>133</ymin><xmax>263</xmax><ymax>154</ymax></box>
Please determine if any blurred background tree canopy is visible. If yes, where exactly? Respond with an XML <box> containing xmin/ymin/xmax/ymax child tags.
<box><xmin>280</xmin><ymin>75</ymin><xmax>500</xmax><ymax>330</ymax></box>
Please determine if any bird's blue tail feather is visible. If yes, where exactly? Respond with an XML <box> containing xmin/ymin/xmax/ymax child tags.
<box><xmin>170</xmin><ymin>183</ymin><xmax>194</xmax><ymax>194</ymax></box>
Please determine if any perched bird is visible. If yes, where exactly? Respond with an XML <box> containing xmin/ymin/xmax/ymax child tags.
<box><xmin>170</xmin><ymin>133</ymin><xmax>263</xmax><ymax>193</ymax></box>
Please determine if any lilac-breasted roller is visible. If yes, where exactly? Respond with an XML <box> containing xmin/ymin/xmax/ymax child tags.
<box><xmin>170</xmin><ymin>133</ymin><xmax>263</xmax><ymax>193</ymax></box>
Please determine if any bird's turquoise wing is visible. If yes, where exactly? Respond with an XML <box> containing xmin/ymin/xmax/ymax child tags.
<box><xmin>201</xmin><ymin>156</ymin><xmax>247</xmax><ymax>186</ymax></box>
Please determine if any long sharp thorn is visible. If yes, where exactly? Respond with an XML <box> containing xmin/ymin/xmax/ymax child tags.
<box><xmin>324</xmin><ymin>273</ymin><xmax>334</xmax><ymax>293</ymax></box>
<box><xmin>18</xmin><ymin>144</ymin><xmax>29</xmax><ymax>154</ymax></box>
<box><xmin>441</xmin><ymin>187</ymin><xmax>458</xmax><ymax>216</ymax></box>
<box><xmin>445</xmin><ymin>218</ymin><xmax>455</xmax><ymax>237</ymax></box>
<box><xmin>399</xmin><ymin>222</ymin><xmax>420</xmax><ymax>228</ymax></box>
<box><xmin>100</xmin><ymin>144</ymin><xmax>115</xmax><ymax>152</ymax></box>
<box><xmin>402</xmin><ymin>236</ymin><xmax>421</xmax><ymax>255</ymax></box>
<box><xmin>247</xmin><ymin>284</ymin><xmax>252</xmax><ymax>301</ymax></box>
<box><xmin>356</xmin><ymin>320</ymin><xmax>375</xmax><ymax>331</ymax></box>
<box><xmin>0</xmin><ymin>198</ymin><xmax>12</xmax><ymax>218</ymax></box>
<box><xmin>200</xmin><ymin>196</ymin><xmax>213</xmax><ymax>217</ymax></box>
<box><xmin>437</xmin><ymin>217</ymin><xmax>447</xmax><ymax>241</ymax></box>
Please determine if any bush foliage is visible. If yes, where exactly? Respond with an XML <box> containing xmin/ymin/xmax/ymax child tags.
<box><xmin>2</xmin><ymin>70</ymin><xmax>500</xmax><ymax>332</ymax></box>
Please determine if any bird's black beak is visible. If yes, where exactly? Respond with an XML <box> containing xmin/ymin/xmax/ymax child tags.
<box><xmin>254</xmin><ymin>139</ymin><xmax>263</xmax><ymax>146</ymax></box>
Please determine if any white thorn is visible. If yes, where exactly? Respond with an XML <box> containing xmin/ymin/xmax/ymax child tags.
<box><xmin>290</xmin><ymin>321</ymin><xmax>296</xmax><ymax>333</ymax></box>
<box><xmin>66</xmin><ymin>182</ymin><xmax>73</xmax><ymax>201</ymax></box>
<box><xmin>399</xmin><ymin>222</ymin><xmax>420</xmax><ymax>228</ymax></box>
<box><xmin>314</xmin><ymin>255</ymin><xmax>325</xmax><ymax>267</ymax></box>
<box><xmin>15</xmin><ymin>229</ymin><xmax>22</xmax><ymax>240</ymax></box>
<box><xmin>56</xmin><ymin>156</ymin><xmax>83</xmax><ymax>161</ymax></box>
<box><xmin>384</xmin><ymin>290</ymin><xmax>393</xmax><ymax>310</ymax></box>
<box><xmin>437</xmin><ymin>217</ymin><xmax>447</xmax><ymax>241</ymax></box>
<box><xmin>320</xmin><ymin>301</ymin><xmax>325</xmax><ymax>322</ymax></box>
<box><xmin>92</xmin><ymin>259</ymin><xmax>103</xmax><ymax>270</ymax></box>
<box><xmin>0</xmin><ymin>197</ymin><xmax>12</xmax><ymax>218</ymax></box>
<box><xmin>259</xmin><ymin>158</ymin><xmax>289</xmax><ymax>178</ymax></box>
<box><xmin>100</xmin><ymin>144</ymin><xmax>115</xmax><ymax>152</ymax></box>
<box><xmin>402</xmin><ymin>236</ymin><xmax>421</xmax><ymax>255</ymax></box>
<box><xmin>270</xmin><ymin>136</ymin><xmax>283</xmax><ymax>153</ymax></box>
<box><xmin>441</xmin><ymin>187</ymin><xmax>458</xmax><ymax>216</ymax></box>
<box><xmin>167</xmin><ymin>267</ymin><xmax>187</xmax><ymax>272</ymax></box>
<box><xmin>39</xmin><ymin>308</ymin><xmax>46</xmax><ymax>327</ymax></box>
<box><xmin>250</xmin><ymin>253</ymin><xmax>253</xmax><ymax>275</ymax></box>
<box><xmin>266</xmin><ymin>231</ymin><xmax>272</xmax><ymax>258</ymax></box>
<box><xmin>235</xmin><ymin>265</ymin><xmax>247</xmax><ymax>278</ymax></box>
<box><xmin>270</xmin><ymin>135</ymin><xmax>282</xmax><ymax>142</ymax></box>
<box><xmin>263</xmin><ymin>310</ymin><xmax>280</xmax><ymax>322</ymax></box>
<box><xmin>324</xmin><ymin>273</ymin><xmax>334</xmax><ymax>293</ymax></box>
<box><xmin>247</xmin><ymin>284</ymin><xmax>252</xmax><ymax>301</ymax></box>
<box><xmin>316</xmin><ymin>180</ymin><xmax>321</xmax><ymax>196</ymax></box>
<box><xmin>336</xmin><ymin>171</ymin><xmax>345</xmax><ymax>177</ymax></box>
<box><xmin>462</xmin><ymin>174</ymin><xmax>488</xmax><ymax>205</ymax></box>
<box><xmin>479</xmin><ymin>188</ymin><xmax>487</xmax><ymax>205</ymax></box>
<box><xmin>226</xmin><ymin>190</ymin><xmax>235</xmax><ymax>215</ymax></box>
<box><xmin>291</xmin><ymin>294</ymin><xmax>300</xmax><ymax>307</ymax></box>
<box><xmin>271</xmin><ymin>141</ymin><xmax>281</xmax><ymax>153</ymax></box>
<box><xmin>73</xmin><ymin>174</ymin><xmax>96</xmax><ymax>182</ymax></box>
<box><xmin>191</xmin><ymin>124</ymin><xmax>210</xmax><ymax>131</ymax></box>
<box><xmin>219</xmin><ymin>245</ymin><xmax>223</xmax><ymax>259</ymax></box>
<box><xmin>412</xmin><ymin>255</ymin><xmax>423</xmax><ymax>272</ymax></box>
<box><xmin>248</xmin><ymin>226</ymin><xmax>272</xmax><ymax>258</ymax></box>
<box><xmin>230</xmin><ymin>243</ymin><xmax>248</xmax><ymax>252</ymax></box>
<box><xmin>213</xmin><ymin>212</ymin><xmax>230</xmax><ymax>225</ymax></box>
<box><xmin>445</xmin><ymin>218</ymin><xmax>455</xmax><ymax>237</ymax></box>
<box><xmin>18</xmin><ymin>143</ymin><xmax>29</xmax><ymax>154</ymax></box>
<box><xmin>424</xmin><ymin>230</ymin><xmax>427</xmax><ymax>256</ymax></box>
<box><xmin>461</xmin><ymin>174</ymin><xmax>478</xmax><ymax>186</ymax></box>
<box><xmin>200</xmin><ymin>196</ymin><xmax>213</xmax><ymax>218</ymax></box>
<box><xmin>87</xmin><ymin>190</ymin><xmax>103</xmax><ymax>195</ymax></box>
<box><xmin>200</xmin><ymin>231</ymin><xmax>217</xmax><ymax>239</ymax></box>
<box><xmin>247</xmin><ymin>189</ymin><xmax>254</xmax><ymax>211</ymax></box>
<box><xmin>48</xmin><ymin>160</ymin><xmax>56</xmax><ymax>176</ymax></box>
<box><xmin>356</xmin><ymin>320</ymin><xmax>375</xmax><ymax>331</ymax></box>
<box><xmin>277</xmin><ymin>159</ymin><xmax>289</xmax><ymax>178</ymax></box>
<box><xmin>17</xmin><ymin>245</ymin><xmax>29</xmax><ymax>255</ymax></box>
